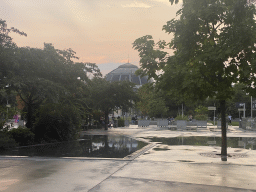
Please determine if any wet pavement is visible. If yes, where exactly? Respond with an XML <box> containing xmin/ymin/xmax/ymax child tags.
<box><xmin>1</xmin><ymin>125</ymin><xmax>256</xmax><ymax>191</ymax></box>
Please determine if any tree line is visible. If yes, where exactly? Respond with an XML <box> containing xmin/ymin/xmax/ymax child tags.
<box><xmin>0</xmin><ymin>19</ymin><xmax>136</xmax><ymax>148</ymax></box>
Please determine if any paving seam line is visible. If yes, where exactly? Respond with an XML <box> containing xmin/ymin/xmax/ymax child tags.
<box><xmin>109</xmin><ymin>176</ymin><xmax>256</xmax><ymax>191</ymax></box>
<box><xmin>88</xmin><ymin>142</ymin><xmax>157</xmax><ymax>192</ymax></box>
<box><xmin>124</xmin><ymin>143</ymin><xmax>158</xmax><ymax>160</ymax></box>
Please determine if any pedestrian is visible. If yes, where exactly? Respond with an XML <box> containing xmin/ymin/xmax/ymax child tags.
<box><xmin>228</xmin><ymin>115</ymin><xmax>232</xmax><ymax>124</ymax></box>
<box><xmin>132</xmin><ymin>116</ymin><xmax>135</xmax><ymax>125</ymax></box>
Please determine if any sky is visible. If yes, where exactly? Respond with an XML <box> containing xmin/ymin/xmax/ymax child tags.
<box><xmin>0</xmin><ymin>0</ymin><xmax>181</xmax><ymax>76</ymax></box>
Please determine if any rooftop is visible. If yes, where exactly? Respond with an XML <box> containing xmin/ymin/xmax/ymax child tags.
<box><xmin>105</xmin><ymin>63</ymin><xmax>149</xmax><ymax>87</ymax></box>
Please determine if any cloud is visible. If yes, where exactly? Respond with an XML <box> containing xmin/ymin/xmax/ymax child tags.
<box><xmin>121</xmin><ymin>1</ymin><xmax>151</xmax><ymax>8</ymax></box>
<box><xmin>64</xmin><ymin>0</ymin><xmax>92</xmax><ymax>23</ymax></box>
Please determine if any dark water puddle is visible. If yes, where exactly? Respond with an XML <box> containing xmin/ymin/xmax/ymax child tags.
<box><xmin>153</xmin><ymin>148</ymin><xmax>170</xmax><ymax>151</ymax></box>
<box><xmin>148</xmin><ymin>136</ymin><xmax>256</xmax><ymax>150</ymax></box>
<box><xmin>0</xmin><ymin>135</ymin><xmax>147</xmax><ymax>158</ymax></box>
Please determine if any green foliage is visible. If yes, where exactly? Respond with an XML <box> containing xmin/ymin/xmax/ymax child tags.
<box><xmin>117</xmin><ymin>118</ymin><xmax>125</xmax><ymax>127</ymax></box>
<box><xmin>0</xmin><ymin>19</ymin><xmax>106</xmax><ymax>143</ymax></box>
<box><xmin>34</xmin><ymin>103</ymin><xmax>80</xmax><ymax>143</ymax></box>
<box><xmin>194</xmin><ymin>114</ymin><xmax>208</xmax><ymax>121</ymax></box>
<box><xmin>88</xmin><ymin>78</ymin><xmax>137</xmax><ymax>129</ymax></box>
<box><xmin>8</xmin><ymin>127</ymin><xmax>34</xmax><ymax>146</ymax></box>
<box><xmin>134</xmin><ymin>0</ymin><xmax>256</xmax><ymax>158</ymax></box>
<box><xmin>194</xmin><ymin>106</ymin><xmax>208</xmax><ymax>115</ymax></box>
<box><xmin>0</xmin><ymin>131</ymin><xmax>16</xmax><ymax>150</ymax></box>
<box><xmin>226</xmin><ymin>83</ymin><xmax>251</xmax><ymax>118</ymax></box>
<box><xmin>194</xmin><ymin>105</ymin><xmax>208</xmax><ymax>120</ymax></box>
<box><xmin>169</xmin><ymin>0</ymin><xmax>179</xmax><ymax>5</ymax></box>
<box><xmin>175</xmin><ymin>115</ymin><xmax>188</xmax><ymax>120</ymax></box>
<box><xmin>134</xmin><ymin>0</ymin><xmax>256</xmax><ymax>102</ymax></box>
<box><xmin>137</xmin><ymin>83</ymin><xmax>168</xmax><ymax>118</ymax></box>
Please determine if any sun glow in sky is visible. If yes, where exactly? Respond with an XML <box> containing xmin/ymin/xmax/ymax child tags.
<box><xmin>0</xmin><ymin>0</ymin><xmax>181</xmax><ymax>75</ymax></box>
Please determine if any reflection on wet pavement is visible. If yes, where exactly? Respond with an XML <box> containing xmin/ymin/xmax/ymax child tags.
<box><xmin>148</xmin><ymin>136</ymin><xmax>256</xmax><ymax>150</ymax></box>
<box><xmin>0</xmin><ymin>135</ymin><xmax>147</xmax><ymax>158</ymax></box>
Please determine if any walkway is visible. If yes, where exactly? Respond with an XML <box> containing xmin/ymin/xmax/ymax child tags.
<box><xmin>1</xmin><ymin>125</ymin><xmax>256</xmax><ymax>191</ymax></box>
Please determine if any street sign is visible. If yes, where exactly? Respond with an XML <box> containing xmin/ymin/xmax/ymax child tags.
<box><xmin>208</xmin><ymin>107</ymin><xmax>216</xmax><ymax>110</ymax></box>
<box><xmin>236</xmin><ymin>102</ymin><xmax>245</xmax><ymax>108</ymax></box>
<box><xmin>6</xmin><ymin>104</ymin><xmax>11</xmax><ymax>108</ymax></box>
<box><xmin>253</xmin><ymin>100</ymin><xmax>256</xmax><ymax>110</ymax></box>
<box><xmin>238</xmin><ymin>108</ymin><xmax>246</xmax><ymax>111</ymax></box>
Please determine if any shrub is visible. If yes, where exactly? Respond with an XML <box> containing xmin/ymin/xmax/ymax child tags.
<box><xmin>175</xmin><ymin>115</ymin><xmax>188</xmax><ymax>120</ymax></box>
<box><xmin>118</xmin><ymin>118</ymin><xmax>125</xmax><ymax>127</ymax></box>
<box><xmin>8</xmin><ymin>127</ymin><xmax>35</xmax><ymax>146</ymax></box>
<box><xmin>0</xmin><ymin>131</ymin><xmax>17</xmax><ymax>150</ymax></box>
<box><xmin>194</xmin><ymin>114</ymin><xmax>208</xmax><ymax>121</ymax></box>
<box><xmin>34</xmin><ymin>103</ymin><xmax>80</xmax><ymax>143</ymax></box>
<box><xmin>0</xmin><ymin>120</ymin><xmax>5</xmax><ymax>130</ymax></box>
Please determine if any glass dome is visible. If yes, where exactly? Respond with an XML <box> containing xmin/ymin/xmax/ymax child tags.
<box><xmin>105</xmin><ymin>63</ymin><xmax>148</xmax><ymax>87</ymax></box>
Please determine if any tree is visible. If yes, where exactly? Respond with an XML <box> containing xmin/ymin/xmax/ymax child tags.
<box><xmin>134</xmin><ymin>0</ymin><xmax>256</xmax><ymax>161</ymax></box>
<box><xmin>11</xmin><ymin>43</ymin><xmax>99</xmax><ymax>130</ymax></box>
<box><xmin>226</xmin><ymin>83</ymin><xmax>251</xmax><ymax>119</ymax></box>
<box><xmin>0</xmin><ymin>19</ymin><xmax>26</xmax><ymax>107</ymax></box>
<box><xmin>137</xmin><ymin>83</ymin><xmax>168</xmax><ymax>118</ymax></box>
<box><xmin>0</xmin><ymin>19</ymin><xmax>104</xmax><ymax>143</ymax></box>
<box><xmin>88</xmin><ymin>78</ymin><xmax>137</xmax><ymax>130</ymax></box>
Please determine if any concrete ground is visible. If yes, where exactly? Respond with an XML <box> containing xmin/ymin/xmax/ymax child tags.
<box><xmin>1</xmin><ymin>125</ymin><xmax>256</xmax><ymax>192</ymax></box>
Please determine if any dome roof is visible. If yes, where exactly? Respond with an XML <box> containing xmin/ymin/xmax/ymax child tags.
<box><xmin>105</xmin><ymin>63</ymin><xmax>148</xmax><ymax>87</ymax></box>
<box><xmin>118</xmin><ymin>63</ymin><xmax>138</xmax><ymax>68</ymax></box>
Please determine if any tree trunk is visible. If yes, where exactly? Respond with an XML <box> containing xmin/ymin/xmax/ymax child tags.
<box><xmin>26</xmin><ymin>102</ymin><xmax>33</xmax><ymax>129</ymax></box>
<box><xmin>220</xmin><ymin>99</ymin><xmax>227</xmax><ymax>161</ymax></box>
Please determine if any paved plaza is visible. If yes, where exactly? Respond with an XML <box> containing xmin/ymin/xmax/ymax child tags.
<box><xmin>1</xmin><ymin>125</ymin><xmax>256</xmax><ymax>191</ymax></box>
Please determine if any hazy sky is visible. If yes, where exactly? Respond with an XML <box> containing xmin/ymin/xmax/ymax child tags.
<box><xmin>1</xmin><ymin>0</ymin><xmax>181</xmax><ymax>75</ymax></box>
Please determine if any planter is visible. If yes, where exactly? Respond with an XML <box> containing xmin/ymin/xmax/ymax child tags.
<box><xmin>157</xmin><ymin>120</ymin><xmax>168</xmax><ymax>127</ymax></box>
<box><xmin>176</xmin><ymin>120</ymin><xmax>187</xmax><ymax>130</ymax></box>
<box><xmin>196</xmin><ymin>121</ymin><xmax>207</xmax><ymax>128</ymax></box>
<box><xmin>124</xmin><ymin>120</ymin><xmax>130</xmax><ymax>127</ymax></box>
<box><xmin>138</xmin><ymin>120</ymin><xmax>150</xmax><ymax>127</ymax></box>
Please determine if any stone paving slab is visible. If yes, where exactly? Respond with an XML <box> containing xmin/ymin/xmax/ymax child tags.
<box><xmin>0</xmin><ymin>158</ymin><xmax>128</xmax><ymax>192</ymax></box>
<box><xmin>2</xmin><ymin>125</ymin><xmax>256</xmax><ymax>191</ymax></box>
<box><xmin>89</xmin><ymin>176</ymin><xmax>255</xmax><ymax>192</ymax></box>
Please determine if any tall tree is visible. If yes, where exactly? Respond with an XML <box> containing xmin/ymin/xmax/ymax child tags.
<box><xmin>0</xmin><ymin>19</ymin><xmax>26</xmax><ymax>98</ymax></box>
<box><xmin>88</xmin><ymin>78</ymin><xmax>137</xmax><ymax>130</ymax></box>
<box><xmin>137</xmin><ymin>83</ymin><xmax>168</xmax><ymax>118</ymax></box>
<box><xmin>134</xmin><ymin>0</ymin><xmax>256</xmax><ymax>161</ymax></box>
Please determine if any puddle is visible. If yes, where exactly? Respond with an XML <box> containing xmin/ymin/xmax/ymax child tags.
<box><xmin>0</xmin><ymin>135</ymin><xmax>147</xmax><ymax>158</ymax></box>
<box><xmin>153</xmin><ymin>148</ymin><xmax>170</xmax><ymax>151</ymax></box>
<box><xmin>147</xmin><ymin>136</ymin><xmax>256</xmax><ymax>150</ymax></box>
<box><xmin>177</xmin><ymin>160</ymin><xmax>195</xmax><ymax>162</ymax></box>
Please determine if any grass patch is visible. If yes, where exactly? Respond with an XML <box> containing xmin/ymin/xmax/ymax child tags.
<box><xmin>208</xmin><ymin>121</ymin><xmax>239</xmax><ymax>126</ymax></box>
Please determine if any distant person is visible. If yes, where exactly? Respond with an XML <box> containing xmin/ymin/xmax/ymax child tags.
<box><xmin>228</xmin><ymin>115</ymin><xmax>232</xmax><ymax>124</ymax></box>
<box><xmin>132</xmin><ymin>116</ymin><xmax>135</xmax><ymax>125</ymax></box>
<box><xmin>13</xmin><ymin>114</ymin><xmax>19</xmax><ymax>123</ymax></box>
<box><xmin>168</xmin><ymin>116</ymin><xmax>174</xmax><ymax>125</ymax></box>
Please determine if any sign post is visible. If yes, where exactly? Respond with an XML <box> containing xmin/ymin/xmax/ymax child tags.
<box><xmin>208</xmin><ymin>106</ymin><xmax>216</xmax><ymax>125</ymax></box>
<box><xmin>236</xmin><ymin>103</ymin><xmax>246</xmax><ymax>118</ymax></box>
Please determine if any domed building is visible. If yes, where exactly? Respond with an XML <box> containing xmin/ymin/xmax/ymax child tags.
<box><xmin>105</xmin><ymin>63</ymin><xmax>149</xmax><ymax>121</ymax></box>
<box><xmin>105</xmin><ymin>63</ymin><xmax>149</xmax><ymax>88</ymax></box>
